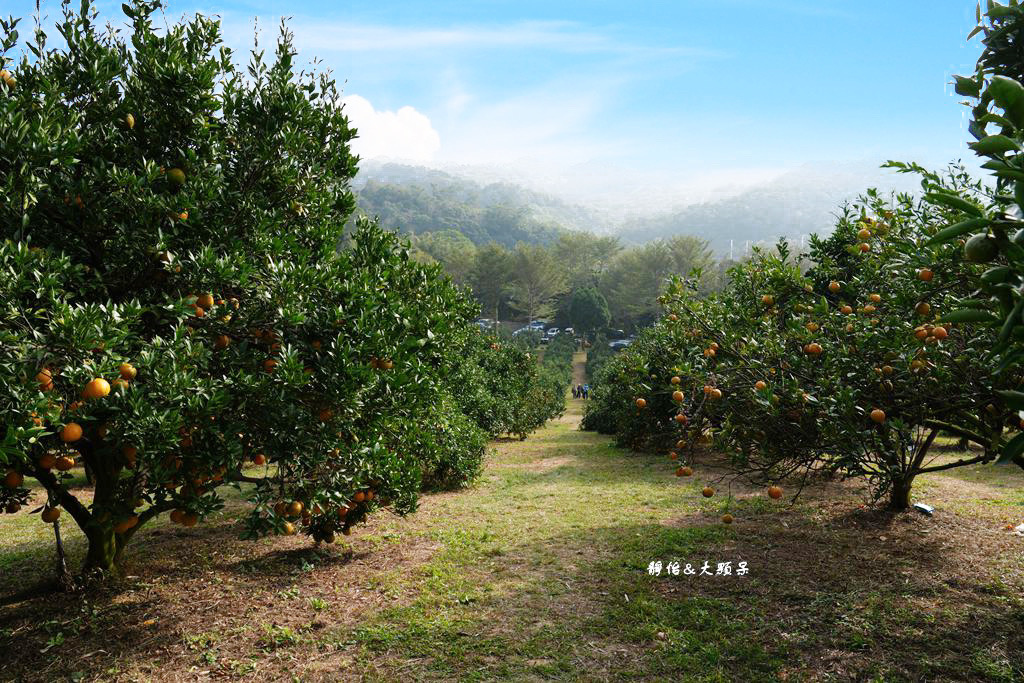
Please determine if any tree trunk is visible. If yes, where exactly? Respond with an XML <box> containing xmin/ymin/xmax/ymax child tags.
<box><xmin>889</xmin><ymin>477</ymin><xmax>913</xmax><ymax>511</ymax></box>
<box><xmin>83</xmin><ymin>521</ymin><xmax>118</xmax><ymax>574</ymax></box>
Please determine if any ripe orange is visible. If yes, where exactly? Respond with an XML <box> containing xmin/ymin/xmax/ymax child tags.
<box><xmin>263</xmin><ymin>359</ymin><xmax>278</xmax><ymax>373</ymax></box>
<box><xmin>41</xmin><ymin>507</ymin><xmax>61</xmax><ymax>523</ymax></box>
<box><xmin>754</xmin><ymin>380</ymin><xmax>767</xmax><ymax>390</ymax></box>
<box><xmin>84</xmin><ymin>378</ymin><xmax>111</xmax><ymax>399</ymax></box>
<box><xmin>366</xmin><ymin>491</ymin><xmax>375</xmax><ymax>501</ymax></box>
<box><xmin>635</xmin><ymin>398</ymin><xmax>647</xmax><ymax>408</ymax></box>
<box><xmin>845</xmin><ymin>323</ymin><xmax>855</xmax><ymax>333</ymax></box>
<box><xmin>114</xmin><ymin>516</ymin><xmax>139</xmax><ymax>534</ymax></box>
<box><xmin>918</xmin><ymin>268</ymin><xmax>933</xmax><ymax>282</ymax></box>
<box><xmin>914</xmin><ymin>328</ymin><xmax>929</xmax><ymax>341</ymax></box>
<box><xmin>181</xmin><ymin>512</ymin><xmax>198</xmax><ymax>527</ymax></box>
<box><xmin>214</xmin><ymin>334</ymin><xmax>230</xmax><ymax>350</ymax></box>
<box><xmin>840</xmin><ymin>305</ymin><xmax>853</xmax><ymax>315</ymax></box>
<box><xmin>828</xmin><ymin>281</ymin><xmax>841</xmax><ymax>293</ymax></box>
<box><xmin>858</xmin><ymin>242</ymin><xmax>870</xmax><ymax>252</ymax></box>
<box><xmin>119</xmin><ymin>363</ymin><xmax>137</xmax><ymax>380</ymax></box>
<box><xmin>668</xmin><ymin>313</ymin><xmax>679</xmax><ymax>322</ymax></box>
<box><xmin>170</xmin><ymin>509</ymin><xmax>185</xmax><ymax>524</ymax></box>
<box><xmin>863</xmin><ymin>304</ymin><xmax>876</xmax><ymax>314</ymax></box>
<box><xmin>312</xmin><ymin>340</ymin><xmax>322</xmax><ymax>350</ymax></box>
<box><xmin>670</xmin><ymin>376</ymin><xmax>681</xmax><ymax>385</ymax></box>
<box><xmin>282</xmin><ymin>521</ymin><xmax>296</xmax><ymax>535</ymax></box>
<box><xmin>709</xmin><ymin>388</ymin><xmax>723</xmax><ymax>400</ymax></box>
<box><xmin>252</xmin><ymin>453</ymin><xmax>267</xmax><ymax>465</ymax></box>
<box><xmin>274</xmin><ymin>501</ymin><xmax>287</xmax><ymax>516</ymax></box>
<box><xmin>702</xmin><ymin>487</ymin><xmax>714</xmax><ymax>498</ymax></box>
<box><xmin>4</xmin><ymin>470</ymin><xmax>24</xmax><ymax>488</ymax></box>
<box><xmin>353</xmin><ymin>491</ymin><xmax>367</xmax><ymax>503</ymax></box>
<box><xmin>709</xmin><ymin>342</ymin><xmax>719</xmax><ymax>351</ymax></box>
<box><xmin>857</xmin><ymin>227</ymin><xmax>872</xmax><ymax>240</ymax></box>
<box><xmin>915</xmin><ymin>302</ymin><xmax>931</xmax><ymax>316</ymax></box>
<box><xmin>881</xmin><ymin>365</ymin><xmax>894</xmax><ymax>376</ymax></box>
<box><xmin>805</xmin><ymin>342</ymin><xmax>822</xmax><ymax>355</ymax></box>
<box><xmin>318</xmin><ymin>408</ymin><xmax>334</xmax><ymax>422</ymax></box>
<box><xmin>721</xmin><ymin>514</ymin><xmax>734</xmax><ymax>524</ymax></box>
<box><xmin>60</xmin><ymin>422</ymin><xmax>83</xmax><ymax>442</ymax></box>
<box><xmin>37</xmin><ymin>368</ymin><xmax>55</xmax><ymax>391</ymax></box>
<box><xmin>381</xmin><ymin>359</ymin><xmax>394</xmax><ymax>370</ymax></box>
<box><xmin>932</xmin><ymin>326</ymin><xmax>948</xmax><ymax>340</ymax></box>
<box><xmin>38</xmin><ymin>453</ymin><xmax>56</xmax><ymax>469</ymax></box>
<box><xmin>197</xmin><ymin>293</ymin><xmax>214</xmax><ymax>309</ymax></box>
<box><xmin>193</xmin><ymin>306</ymin><xmax>206</xmax><ymax>318</ymax></box>
<box><xmin>287</xmin><ymin>501</ymin><xmax>303</xmax><ymax>517</ymax></box>
<box><xmin>767</xmin><ymin>485</ymin><xmax>783</xmax><ymax>499</ymax></box>
<box><xmin>676</xmin><ymin>466</ymin><xmax>693</xmax><ymax>477</ymax></box>
<box><xmin>704</xmin><ymin>348</ymin><xmax>716</xmax><ymax>358</ymax></box>
<box><xmin>675</xmin><ymin>413</ymin><xmax>688</xmax><ymax>424</ymax></box>
<box><xmin>762</xmin><ymin>295</ymin><xmax>775</xmax><ymax>306</ymax></box>
<box><xmin>338</xmin><ymin>506</ymin><xmax>349</xmax><ymax>517</ymax></box>
<box><xmin>676</xmin><ymin>439</ymin><xmax>686</xmax><ymax>449</ymax></box>
<box><xmin>668</xmin><ymin>451</ymin><xmax>679</xmax><ymax>460</ymax></box>
<box><xmin>805</xmin><ymin>322</ymin><xmax>819</xmax><ymax>332</ymax></box>
<box><xmin>672</xmin><ymin>390</ymin><xmax>684</xmax><ymax>402</ymax></box>
<box><xmin>869</xmin><ymin>293</ymin><xmax>881</xmax><ymax>303</ymax></box>
<box><xmin>55</xmin><ymin>456</ymin><xmax>75</xmax><ymax>471</ymax></box>
<box><xmin>870</xmin><ymin>408</ymin><xmax>886</xmax><ymax>424</ymax></box>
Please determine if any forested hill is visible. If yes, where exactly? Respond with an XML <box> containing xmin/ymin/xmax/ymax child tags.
<box><xmin>353</xmin><ymin>161</ymin><xmax>602</xmax><ymax>247</ymax></box>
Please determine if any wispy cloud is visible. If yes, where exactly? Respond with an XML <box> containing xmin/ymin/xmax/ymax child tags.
<box><xmin>216</xmin><ymin>15</ymin><xmax>718</xmax><ymax>60</ymax></box>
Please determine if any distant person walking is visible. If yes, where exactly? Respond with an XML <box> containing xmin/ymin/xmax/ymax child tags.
<box><xmin>582</xmin><ymin>383</ymin><xmax>590</xmax><ymax>400</ymax></box>
<box><xmin>575</xmin><ymin>384</ymin><xmax>583</xmax><ymax>400</ymax></box>
<box><xmin>572</xmin><ymin>385</ymin><xmax>579</xmax><ymax>399</ymax></box>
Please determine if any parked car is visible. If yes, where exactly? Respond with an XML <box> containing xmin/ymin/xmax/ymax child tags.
<box><xmin>528</xmin><ymin>320</ymin><xmax>546</xmax><ymax>330</ymax></box>
<box><xmin>609</xmin><ymin>337</ymin><xmax>634</xmax><ymax>350</ymax></box>
<box><xmin>545</xmin><ymin>327</ymin><xmax>560</xmax><ymax>337</ymax></box>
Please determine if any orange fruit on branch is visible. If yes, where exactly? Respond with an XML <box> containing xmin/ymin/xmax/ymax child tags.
<box><xmin>672</xmin><ymin>390</ymin><xmax>684</xmax><ymax>402</ymax></box>
<box><xmin>754</xmin><ymin>380</ymin><xmax>767</xmax><ymax>390</ymax></box>
<box><xmin>84</xmin><ymin>378</ymin><xmax>110</xmax><ymax>399</ymax></box>
<box><xmin>828</xmin><ymin>281</ymin><xmax>841</xmax><ymax>293</ymax></box>
<box><xmin>4</xmin><ymin>470</ymin><xmax>24</xmax><ymax>488</ymax></box>
<box><xmin>60</xmin><ymin>422</ymin><xmax>83</xmax><ymax>442</ymax></box>
<box><xmin>767</xmin><ymin>485</ymin><xmax>783</xmax><ymax>499</ymax></box>
<box><xmin>197</xmin><ymin>293</ymin><xmax>214</xmax><ymax>309</ymax></box>
<box><xmin>41</xmin><ymin>507</ymin><xmax>61</xmax><ymax>523</ymax></box>
<box><xmin>701</xmin><ymin>487</ymin><xmax>714</xmax><ymax>498</ymax></box>
<box><xmin>870</xmin><ymin>409</ymin><xmax>886</xmax><ymax>424</ymax></box>
<box><xmin>635</xmin><ymin>398</ymin><xmax>647</xmax><ymax>408</ymax></box>
<box><xmin>918</xmin><ymin>268</ymin><xmax>933</xmax><ymax>282</ymax></box>
<box><xmin>119</xmin><ymin>363</ymin><xmax>137</xmax><ymax>380</ymax></box>
<box><xmin>676</xmin><ymin>466</ymin><xmax>693</xmax><ymax>477</ymax></box>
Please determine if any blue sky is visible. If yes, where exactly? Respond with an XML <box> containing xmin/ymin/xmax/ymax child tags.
<box><xmin>4</xmin><ymin>0</ymin><xmax>987</xmax><ymax>205</ymax></box>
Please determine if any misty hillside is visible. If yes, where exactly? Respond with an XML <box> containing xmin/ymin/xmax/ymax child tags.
<box><xmin>618</xmin><ymin>162</ymin><xmax>930</xmax><ymax>256</ymax></box>
<box><xmin>354</xmin><ymin>159</ymin><xmax>959</xmax><ymax>255</ymax></box>
<box><xmin>353</xmin><ymin>161</ymin><xmax>608</xmax><ymax>247</ymax></box>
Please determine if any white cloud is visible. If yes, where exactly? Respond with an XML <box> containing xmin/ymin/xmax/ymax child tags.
<box><xmin>341</xmin><ymin>95</ymin><xmax>441</xmax><ymax>162</ymax></box>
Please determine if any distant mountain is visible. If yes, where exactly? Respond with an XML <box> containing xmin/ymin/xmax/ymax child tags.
<box><xmin>617</xmin><ymin>162</ymin><xmax>931</xmax><ymax>256</ymax></box>
<box><xmin>353</xmin><ymin>161</ymin><xmax>609</xmax><ymax>247</ymax></box>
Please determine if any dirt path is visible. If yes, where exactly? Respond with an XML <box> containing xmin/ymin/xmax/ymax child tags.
<box><xmin>2</xmin><ymin>351</ymin><xmax>1023</xmax><ymax>681</ymax></box>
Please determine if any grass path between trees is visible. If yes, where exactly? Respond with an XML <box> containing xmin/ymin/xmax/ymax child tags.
<box><xmin>2</xmin><ymin>351</ymin><xmax>1024</xmax><ymax>681</ymax></box>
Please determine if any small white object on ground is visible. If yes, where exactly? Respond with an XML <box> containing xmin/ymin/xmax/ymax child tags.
<box><xmin>912</xmin><ymin>503</ymin><xmax>934</xmax><ymax>516</ymax></box>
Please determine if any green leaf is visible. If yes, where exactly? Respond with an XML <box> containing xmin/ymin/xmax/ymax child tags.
<box><xmin>969</xmin><ymin>134</ymin><xmax>1020</xmax><ymax>154</ymax></box>
<box><xmin>981</xmin><ymin>265</ymin><xmax>1014</xmax><ymax>283</ymax></box>
<box><xmin>988</xmin><ymin>76</ymin><xmax>1024</xmax><ymax>128</ymax></box>
<box><xmin>954</xmin><ymin>75</ymin><xmax>982</xmax><ymax>97</ymax></box>
<box><xmin>923</xmin><ymin>192</ymin><xmax>984</xmax><ymax>217</ymax></box>
<box><xmin>940</xmin><ymin>309</ymin><xmax>1000</xmax><ymax>324</ymax></box>
<box><xmin>996</xmin><ymin>431</ymin><xmax>1024</xmax><ymax>464</ymax></box>
<box><xmin>925</xmin><ymin>217</ymin><xmax>990</xmax><ymax>245</ymax></box>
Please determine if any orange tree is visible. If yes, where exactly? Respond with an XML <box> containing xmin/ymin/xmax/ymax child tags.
<box><xmin>0</xmin><ymin>1</ymin><xmax>552</xmax><ymax>576</ymax></box>
<box><xmin>916</xmin><ymin>0</ymin><xmax>1024</xmax><ymax>468</ymax></box>
<box><xmin>584</xmin><ymin>170</ymin><xmax>1019</xmax><ymax>510</ymax></box>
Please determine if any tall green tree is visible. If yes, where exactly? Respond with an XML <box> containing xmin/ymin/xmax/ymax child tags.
<box><xmin>552</xmin><ymin>231</ymin><xmax>622</xmax><ymax>289</ymax></box>
<box><xmin>507</xmin><ymin>244</ymin><xmax>568</xmax><ymax>323</ymax></box>
<box><xmin>568</xmin><ymin>287</ymin><xmax>611</xmax><ymax>339</ymax></box>
<box><xmin>469</xmin><ymin>243</ymin><xmax>513</xmax><ymax>323</ymax></box>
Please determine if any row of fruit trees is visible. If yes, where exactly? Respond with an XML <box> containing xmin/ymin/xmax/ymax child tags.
<box><xmin>0</xmin><ymin>1</ymin><xmax>570</xmax><ymax>578</ymax></box>
<box><xmin>582</xmin><ymin>2</ymin><xmax>1024</xmax><ymax>515</ymax></box>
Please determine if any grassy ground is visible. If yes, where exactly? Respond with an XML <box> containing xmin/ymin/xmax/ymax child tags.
<box><xmin>1</xmin><ymin>352</ymin><xmax>1023</xmax><ymax>681</ymax></box>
